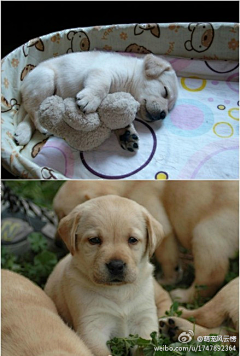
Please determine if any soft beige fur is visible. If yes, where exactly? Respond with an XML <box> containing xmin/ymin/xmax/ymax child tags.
<box><xmin>158</xmin><ymin>277</ymin><xmax>239</xmax><ymax>345</ymax></box>
<box><xmin>14</xmin><ymin>51</ymin><xmax>178</xmax><ymax>145</ymax></box>
<box><xmin>1</xmin><ymin>269</ymin><xmax>93</xmax><ymax>356</ymax></box>
<box><xmin>53</xmin><ymin>180</ymin><xmax>239</xmax><ymax>303</ymax></box>
<box><xmin>45</xmin><ymin>195</ymin><xmax>167</xmax><ymax>356</ymax></box>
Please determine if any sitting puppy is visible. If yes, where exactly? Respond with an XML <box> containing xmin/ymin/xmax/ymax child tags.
<box><xmin>53</xmin><ymin>180</ymin><xmax>239</xmax><ymax>303</ymax></box>
<box><xmin>14</xmin><ymin>51</ymin><xmax>178</xmax><ymax>148</ymax></box>
<box><xmin>1</xmin><ymin>269</ymin><xmax>93</xmax><ymax>356</ymax></box>
<box><xmin>45</xmin><ymin>195</ymin><xmax>165</xmax><ymax>356</ymax></box>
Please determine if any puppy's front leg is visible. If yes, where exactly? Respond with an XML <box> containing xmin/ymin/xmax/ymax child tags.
<box><xmin>76</xmin><ymin>323</ymin><xmax>112</xmax><ymax>356</ymax></box>
<box><xmin>133</xmin><ymin>311</ymin><xmax>159</xmax><ymax>342</ymax></box>
<box><xmin>131</xmin><ymin>314</ymin><xmax>158</xmax><ymax>356</ymax></box>
<box><xmin>76</xmin><ymin>69</ymin><xmax>111</xmax><ymax>114</ymax></box>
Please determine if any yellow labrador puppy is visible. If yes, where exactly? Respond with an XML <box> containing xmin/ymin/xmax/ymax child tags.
<box><xmin>1</xmin><ymin>269</ymin><xmax>93</xmax><ymax>356</ymax></box>
<box><xmin>45</xmin><ymin>195</ymin><xmax>167</xmax><ymax>356</ymax></box>
<box><xmin>14</xmin><ymin>51</ymin><xmax>178</xmax><ymax>149</ymax></box>
<box><xmin>158</xmin><ymin>180</ymin><xmax>239</xmax><ymax>303</ymax></box>
<box><xmin>158</xmin><ymin>277</ymin><xmax>239</xmax><ymax>345</ymax></box>
<box><xmin>53</xmin><ymin>180</ymin><xmax>239</xmax><ymax>303</ymax></box>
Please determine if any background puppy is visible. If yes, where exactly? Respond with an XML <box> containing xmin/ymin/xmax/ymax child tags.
<box><xmin>53</xmin><ymin>180</ymin><xmax>239</xmax><ymax>303</ymax></box>
<box><xmin>159</xmin><ymin>180</ymin><xmax>239</xmax><ymax>303</ymax></box>
<box><xmin>158</xmin><ymin>277</ymin><xmax>239</xmax><ymax>345</ymax></box>
<box><xmin>1</xmin><ymin>269</ymin><xmax>93</xmax><ymax>356</ymax></box>
<box><xmin>15</xmin><ymin>51</ymin><xmax>178</xmax><ymax>147</ymax></box>
<box><xmin>45</xmin><ymin>195</ymin><xmax>165</xmax><ymax>356</ymax></box>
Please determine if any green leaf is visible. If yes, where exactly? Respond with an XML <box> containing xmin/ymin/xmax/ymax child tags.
<box><xmin>28</xmin><ymin>233</ymin><xmax>48</xmax><ymax>253</ymax></box>
<box><xmin>150</xmin><ymin>331</ymin><xmax>159</xmax><ymax>346</ymax></box>
<box><xmin>34</xmin><ymin>250</ymin><xmax>57</xmax><ymax>266</ymax></box>
<box><xmin>1</xmin><ymin>247</ymin><xmax>22</xmax><ymax>272</ymax></box>
<box><xmin>142</xmin><ymin>345</ymin><xmax>155</xmax><ymax>356</ymax></box>
<box><xmin>165</xmin><ymin>302</ymin><xmax>182</xmax><ymax>317</ymax></box>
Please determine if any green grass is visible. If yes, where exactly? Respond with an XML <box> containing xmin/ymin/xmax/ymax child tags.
<box><xmin>107</xmin><ymin>331</ymin><xmax>238</xmax><ymax>356</ymax></box>
<box><xmin>1</xmin><ymin>233</ymin><xmax>62</xmax><ymax>288</ymax></box>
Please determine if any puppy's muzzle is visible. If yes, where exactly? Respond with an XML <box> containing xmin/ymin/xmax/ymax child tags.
<box><xmin>106</xmin><ymin>259</ymin><xmax>126</xmax><ymax>281</ymax></box>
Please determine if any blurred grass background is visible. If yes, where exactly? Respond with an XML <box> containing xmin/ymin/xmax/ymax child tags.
<box><xmin>1</xmin><ymin>181</ymin><xmax>66</xmax><ymax>287</ymax></box>
<box><xmin>3</xmin><ymin>181</ymin><xmax>64</xmax><ymax>209</ymax></box>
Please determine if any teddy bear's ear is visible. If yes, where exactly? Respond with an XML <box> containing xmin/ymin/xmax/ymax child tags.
<box><xmin>39</xmin><ymin>95</ymin><xmax>65</xmax><ymax>132</ymax></box>
<box><xmin>144</xmin><ymin>54</ymin><xmax>171</xmax><ymax>79</ymax></box>
<box><xmin>98</xmin><ymin>92</ymin><xmax>139</xmax><ymax>130</ymax></box>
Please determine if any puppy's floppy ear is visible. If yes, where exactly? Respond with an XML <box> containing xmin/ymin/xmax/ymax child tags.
<box><xmin>144</xmin><ymin>54</ymin><xmax>171</xmax><ymax>79</ymax></box>
<box><xmin>58</xmin><ymin>208</ymin><xmax>82</xmax><ymax>256</ymax></box>
<box><xmin>143</xmin><ymin>209</ymin><xmax>165</xmax><ymax>257</ymax></box>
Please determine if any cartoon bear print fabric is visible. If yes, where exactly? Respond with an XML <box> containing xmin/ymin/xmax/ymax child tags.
<box><xmin>185</xmin><ymin>23</ymin><xmax>215</xmax><ymax>53</ymax></box>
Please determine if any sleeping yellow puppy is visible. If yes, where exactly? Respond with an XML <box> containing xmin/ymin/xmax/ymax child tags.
<box><xmin>15</xmin><ymin>51</ymin><xmax>178</xmax><ymax>149</ymax></box>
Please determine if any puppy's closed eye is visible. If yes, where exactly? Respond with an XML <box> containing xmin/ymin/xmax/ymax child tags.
<box><xmin>164</xmin><ymin>86</ymin><xmax>168</xmax><ymax>98</ymax></box>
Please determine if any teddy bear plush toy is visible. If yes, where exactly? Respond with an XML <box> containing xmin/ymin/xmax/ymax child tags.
<box><xmin>39</xmin><ymin>92</ymin><xmax>140</xmax><ymax>151</ymax></box>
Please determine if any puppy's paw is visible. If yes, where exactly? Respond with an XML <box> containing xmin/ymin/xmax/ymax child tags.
<box><xmin>14</xmin><ymin>123</ymin><xmax>33</xmax><ymax>146</ymax></box>
<box><xmin>115</xmin><ymin>124</ymin><xmax>139</xmax><ymax>153</ymax></box>
<box><xmin>76</xmin><ymin>90</ymin><xmax>102</xmax><ymax>113</ymax></box>
<box><xmin>159</xmin><ymin>318</ymin><xmax>180</xmax><ymax>342</ymax></box>
<box><xmin>170</xmin><ymin>288</ymin><xmax>192</xmax><ymax>303</ymax></box>
<box><xmin>159</xmin><ymin>317</ymin><xmax>194</xmax><ymax>343</ymax></box>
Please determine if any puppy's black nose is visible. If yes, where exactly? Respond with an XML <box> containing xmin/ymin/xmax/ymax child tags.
<box><xmin>106</xmin><ymin>260</ymin><xmax>126</xmax><ymax>276</ymax></box>
<box><xmin>148</xmin><ymin>111</ymin><xmax>166</xmax><ymax>121</ymax></box>
<box><xmin>160</xmin><ymin>111</ymin><xmax>166</xmax><ymax>119</ymax></box>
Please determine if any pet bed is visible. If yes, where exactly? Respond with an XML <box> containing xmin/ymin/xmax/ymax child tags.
<box><xmin>1</xmin><ymin>22</ymin><xmax>239</xmax><ymax>179</ymax></box>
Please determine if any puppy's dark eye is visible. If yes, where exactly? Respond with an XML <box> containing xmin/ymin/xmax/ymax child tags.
<box><xmin>128</xmin><ymin>237</ymin><xmax>138</xmax><ymax>245</ymax></box>
<box><xmin>174</xmin><ymin>265</ymin><xmax>179</xmax><ymax>271</ymax></box>
<box><xmin>88</xmin><ymin>237</ymin><xmax>102</xmax><ymax>245</ymax></box>
<box><xmin>164</xmin><ymin>86</ymin><xmax>168</xmax><ymax>98</ymax></box>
